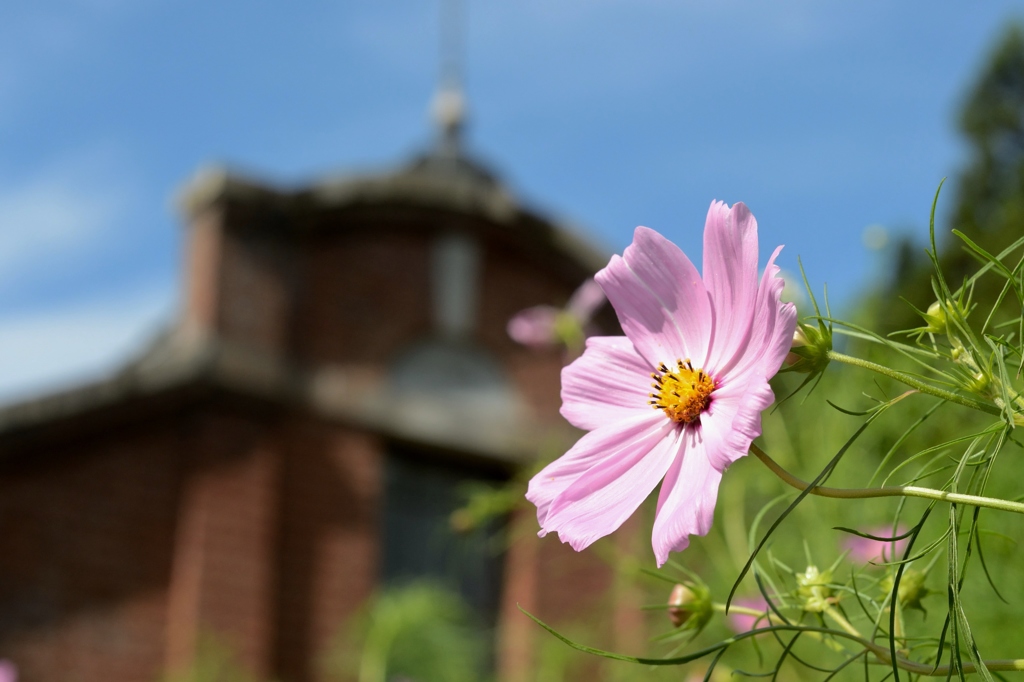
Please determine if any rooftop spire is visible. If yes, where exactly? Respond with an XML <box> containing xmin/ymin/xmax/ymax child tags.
<box><xmin>431</xmin><ymin>0</ymin><xmax>466</xmax><ymax>157</ymax></box>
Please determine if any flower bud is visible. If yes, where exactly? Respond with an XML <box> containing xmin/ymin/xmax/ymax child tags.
<box><xmin>919</xmin><ymin>298</ymin><xmax>969</xmax><ymax>336</ymax></box>
<box><xmin>922</xmin><ymin>301</ymin><xmax>947</xmax><ymax>334</ymax></box>
<box><xmin>782</xmin><ymin>322</ymin><xmax>832</xmax><ymax>377</ymax></box>
<box><xmin>666</xmin><ymin>582</ymin><xmax>712</xmax><ymax>633</ymax></box>
<box><xmin>796</xmin><ymin>565</ymin><xmax>834</xmax><ymax>613</ymax></box>
<box><xmin>667</xmin><ymin>584</ymin><xmax>697</xmax><ymax>627</ymax></box>
<box><xmin>553</xmin><ymin>310</ymin><xmax>586</xmax><ymax>352</ymax></box>
<box><xmin>791</xmin><ymin>325</ymin><xmax>810</xmax><ymax>348</ymax></box>
<box><xmin>966</xmin><ymin>371</ymin><xmax>989</xmax><ymax>394</ymax></box>
<box><xmin>881</xmin><ymin>569</ymin><xmax>930</xmax><ymax>612</ymax></box>
<box><xmin>948</xmin><ymin>342</ymin><xmax>993</xmax><ymax>397</ymax></box>
<box><xmin>784</xmin><ymin>326</ymin><xmax>809</xmax><ymax>366</ymax></box>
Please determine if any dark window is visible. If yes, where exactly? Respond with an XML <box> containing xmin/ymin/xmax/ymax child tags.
<box><xmin>382</xmin><ymin>337</ymin><xmax>518</xmax><ymax>654</ymax></box>
<box><xmin>380</xmin><ymin>446</ymin><xmax>507</xmax><ymax>629</ymax></box>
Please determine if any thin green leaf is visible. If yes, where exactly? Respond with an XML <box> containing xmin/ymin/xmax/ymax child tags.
<box><xmin>728</xmin><ymin>417</ymin><xmax>877</xmax><ymax>609</ymax></box>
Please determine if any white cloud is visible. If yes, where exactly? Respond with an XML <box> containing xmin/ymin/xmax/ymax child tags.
<box><xmin>0</xmin><ymin>180</ymin><xmax>119</xmax><ymax>274</ymax></box>
<box><xmin>0</xmin><ymin>147</ymin><xmax>131</xmax><ymax>284</ymax></box>
<box><xmin>0</xmin><ymin>285</ymin><xmax>175</xmax><ymax>404</ymax></box>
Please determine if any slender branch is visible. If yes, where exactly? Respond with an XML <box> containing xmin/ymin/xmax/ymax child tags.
<box><xmin>826</xmin><ymin>350</ymin><xmax>1003</xmax><ymax>417</ymax></box>
<box><xmin>712</xmin><ymin>603</ymin><xmax>765</xmax><ymax>617</ymax></box>
<box><xmin>708</xmin><ymin>602</ymin><xmax>1024</xmax><ymax>675</ymax></box>
<box><xmin>750</xmin><ymin>444</ymin><xmax>1024</xmax><ymax>516</ymax></box>
<box><xmin>824</xmin><ymin>605</ymin><xmax>864</xmax><ymax>640</ymax></box>
<box><xmin>833</xmin><ymin>621</ymin><xmax>1024</xmax><ymax>676</ymax></box>
<box><xmin>526</xmin><ymin>606</ymin><xmax>1024</xmax><ymax>676</ymax></box>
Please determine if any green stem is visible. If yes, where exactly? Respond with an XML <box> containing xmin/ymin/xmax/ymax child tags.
<box><xmin>712</xmin><ymin>603</ymin><xmax>766</xmax><ymax>617</ymax></box>
<box><xmin>710</xmin><ymin>602</ymin><xmax>1024</xmax><ymax>675</ymax></box>
<box><xmin>826</xmin><ymin>350</ymin><xmax>1002</xmax><ymax>417</ymax></box>
<box><xmin>751</xmin><ymin>444</ymin><xmax>1024</xmax><ymax>516</ymax></box>
<box><xmin>824</xmin><ymin>605</ymin><xmax>864</xmax><ymax>640</ymax></box>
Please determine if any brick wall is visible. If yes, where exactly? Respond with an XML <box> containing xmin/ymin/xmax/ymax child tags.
<box><xmin>165</xmin><ymin>409</ymin><xmax>281</xmax><ymax>678</ymax></box>
<box><xmin>0</xmin><ymin>191</ymin><xmax>623</xmax><ymax>681</ymax></box>
<box><xmin>293</xmin><ymin>226</ymin><xmax>433</xmax><ymax>366</ymax></box>
<box><xmin>0</xmin><ymin>422</ymin><xmax>180</xmax><ymax>682</ymax></box>
<box><xmin>272</xmin><ymin>418</ymin><xmax>381</xmax><ymax>682</ymax></box>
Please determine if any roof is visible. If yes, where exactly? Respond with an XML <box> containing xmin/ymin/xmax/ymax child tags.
<box><xmin>0</xmin><ymin>325</ymin><xmax>576</xmax><ymax>467</ymax></box>
<box><xmin>0</xmin><ymin>148</ymin><xmax>596</xmax><ymax>465</ymax></box>
<box><xmin>177</xmin><ymin>149</ymin><xmax>609</xmax><ymax>276</ymax></box>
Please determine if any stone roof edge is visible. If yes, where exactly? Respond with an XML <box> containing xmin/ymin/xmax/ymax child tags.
<box><xmin>176</xmin><ymin>164</ymin><xmax>610</xmax><ymax>273</ymax></box>
<box><xmin>0</xmin><ymin>328</ymin><xmax>572</xmax><ymax>466</ymax></box>
<box><xmin>0</xmin><ymin>329</ymin><xmax>208</xmax><ymax>437</ymax></box>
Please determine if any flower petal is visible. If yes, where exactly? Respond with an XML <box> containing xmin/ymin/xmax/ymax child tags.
<box><xmin>700</xmin><ymin>376</ymin><xmax>774</xmax><ymax>471</ymax></box>
<box><xmin>566</xmin><ymin>278</ymin><xmax>606</xmax><ymax>321</ymax></box>
<box><xmin>527</xmin><ymin>411</ymin><xmax>667</xmax><ymax>527</ymax></box>
<box><xmin>700</xmin><ymin>244</ymin><xmax>797</xmax><ymax>472</ymax></box>
<box><xmin>596</xmin><ymin>226</ymin><xmax>712</xmax><ymax>368</ymax></box>
<box><xmin>703</xmin><ymin>201</ymin><xmax>760</xmax><ymax>374</ymax></box>
<box><xmin>560</xmin><ymin>336</ymin><xmax>653</xmax><ymax>431</ymax></box>
<box><xmin>844</xmin><ymin>525</ymin><xmax>909</xmax><ymax>564</ymax></box>
<box><xmin>507</xmin><ymin>305</ymin><xmax>560</xmax><ymax>348</ymax></box>
<box><xmin>652</xmin><ymin>428</ymin><xmax>723</xmax><ymax>566</ymax></box>
<box><xmin>720</xmin><ymin>245</ymin><xmax>798</xmax><ymax>383</ymax></box>
<box><xmin>728</xmin><ymin>597</ymin><xmax>770</xmax><ymax>633</ymax></box>
<box><xmin>541</xmin><ymin>414</ymin><xmax>677</xmax><ymax>552</ymax></box>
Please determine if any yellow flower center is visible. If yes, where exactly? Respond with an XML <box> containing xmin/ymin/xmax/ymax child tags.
<box><xmin>649</xmin><ymin>359</ymin><xmax>715</xmax><ymax>424</ymax></box>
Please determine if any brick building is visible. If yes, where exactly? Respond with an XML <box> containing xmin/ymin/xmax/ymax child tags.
<box><xmin>0</xmin><ymin>122</ymin><xmax>641</xmax><ymax>680</ymax></box>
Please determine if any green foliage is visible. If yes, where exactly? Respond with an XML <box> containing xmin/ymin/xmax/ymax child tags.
<box><xmin>326</xmin><ymin>581</ymin><xmax>489</xmax><ymax>682</ymax></box>
<box><xmin>161</xmin><ymin>634</ymin><xmax>264</xmax><ymax>682</ymax></box>
<box><xmin>955</xmin><ymin>23</ymin><xmax>1024</xmax><ymax>254</ymax></box>
<box><xmin>877</xmin><ymin>22</ymin><xmax>1024</xmax><ymax>331</ymax></box>
<box><xmin>514</xmin><ymin>224</ymin><xmax>1016</xmax><ymax>676</ymax></box>
<box><xmin>527</xmin><ymin>183</ymin><xmax>1024</xmax><ymax>679</ymax></box>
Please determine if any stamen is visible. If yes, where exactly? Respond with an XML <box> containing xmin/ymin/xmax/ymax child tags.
<box><xmin>648</xmin><ymin>361</ymin><xmax>715</xmax><ymax>424</ymax></box>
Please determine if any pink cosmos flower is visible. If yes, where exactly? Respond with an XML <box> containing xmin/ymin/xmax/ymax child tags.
<box><xmin>728</xmin><ymin>596</ymin><xmax>770</xmax><ymax>633</ymax></box>
<box><xmin>526</xmin><ymin>201</ymin><xmax>797</xmax><ymax>566</ymax></box>
<box><xmin>507</xmin><ymin>279</ymin><xmax>605</xmax><ymax>350</ymax></box>
<box><xmin>0</xmin><ymin>660</ymin><xmax>16</xmax><ymax>682</ymax></box>
<box><xmin>844</xmin><ymin>525</ymin><xmax>909</xmax><ymax>563</ymax></box>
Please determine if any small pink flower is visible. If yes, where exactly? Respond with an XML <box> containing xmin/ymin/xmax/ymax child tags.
<box><xmin>0</xmin><ymin>660</ymin><xmax>17</xmax><ymax>682</ymax></box>
<box><xmin>728</xmin><ymin>596</ymin><xmax>770</xmax><ymax>633</ymax></box>
<box><xmin>844</xmin><ymin>525</ymin><xmax>909</xmax><ymax>563</ymax></box>
<box><xmin>527</xmin><ymin>201</ymin><xmax>797</xmax><ymax>565</ymax></box>
<box><xmin>507</xmin><ymin>279</ymin><xmax>605</xmax><ymax>350</ymax></box>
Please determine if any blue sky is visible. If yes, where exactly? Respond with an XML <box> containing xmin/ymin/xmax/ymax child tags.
<box><xmin>0</xmin><ymin>1</ymin><xmax>1020</xmax><ymax>401</ymax></box>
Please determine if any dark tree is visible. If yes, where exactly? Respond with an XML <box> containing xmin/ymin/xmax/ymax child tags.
<box><xmin>875</xmin><ymin>23</ymin><xmax>1024</xmax><ymax>331</ymax></box>
<box><xmin>949</xmin><ymin>23</ymin><xmax>1024</xmax><ymax>279</ymax></box>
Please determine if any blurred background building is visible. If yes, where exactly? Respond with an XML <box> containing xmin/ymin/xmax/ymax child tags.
<box><xmin>0</xmin><ymin>87</ymin><xmax>637</xmax><ymax>679</ymax></box>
